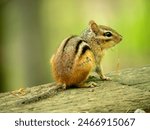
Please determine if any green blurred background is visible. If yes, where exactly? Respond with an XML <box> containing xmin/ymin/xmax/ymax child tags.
<box><xmin>0</xmin><ymin>0</ymin><xmax>149</xmax><ymax>92</ymax></box>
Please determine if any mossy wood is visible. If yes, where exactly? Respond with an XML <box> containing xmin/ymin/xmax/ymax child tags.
<box><xmin>0</xmin><ymin>65</ymin><xmax>150</xmax><ymax>112</ymax></box>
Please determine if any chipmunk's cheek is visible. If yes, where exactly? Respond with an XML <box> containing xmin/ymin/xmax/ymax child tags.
<box><xmin>111</xmin><ymin>40</ymin><xmax>119</xmax><ymax>46</ymax></box>
<box><xmin>102</xmin><ymin>41</ymin><xmax>114</xmax><ymax>49</ymax></box>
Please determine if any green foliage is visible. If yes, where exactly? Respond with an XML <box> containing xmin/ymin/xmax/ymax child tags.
<box><xmin>0</xmin><ymin>0</ymin><xmax>150</xmax><ymax>92</ymax></box>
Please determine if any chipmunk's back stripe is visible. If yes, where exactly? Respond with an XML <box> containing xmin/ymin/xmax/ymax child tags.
<box><xmin>75</xmin><ymin>40</ymin><xmax>83</xmax><ymax>54</ymax></box>
<box><xmin>63</xmin><ymin>35</ymin><xmax>77</xmax><ymax>51</ymax></box>
<box><xmin>75</xmin><ymin>40</ymin><xmax>88</xmax><ymax>54</ymax></box>
<box><xmin>81</xmin><ymin>45</ymin><xmax>91</xmax><ymax>56</ymax></box>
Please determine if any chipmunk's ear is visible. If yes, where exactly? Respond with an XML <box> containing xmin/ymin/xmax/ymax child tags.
<box><xmin>89</xmin><ymin>20</ymin><xmax>99</xmax><ymax>35</ymax></box>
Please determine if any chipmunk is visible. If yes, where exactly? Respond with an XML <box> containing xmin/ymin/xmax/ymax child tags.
<box><xmin>81</xmin><ymin>20</ymin><xmax>122</xmax><ymax>80</ymax></box>
<box><xmin>16</xmin><ymin>20</ymin><xmax>122</xmax><ymax>105</ymax></box>
<box><xmin>51</xmin><ymin>36</ymin><xmax>95</xmax><ymax>88</ymax></box>
<box><xmin>51</xmin><ymin>20</ymin><xmax>122</xmax><ymax>88</ymax></box>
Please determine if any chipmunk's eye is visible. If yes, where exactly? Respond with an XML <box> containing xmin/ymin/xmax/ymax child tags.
<box><xmin>104</xmin><ymin>32</ymin><xmax>112</xmax><ymax>37</ymax></box>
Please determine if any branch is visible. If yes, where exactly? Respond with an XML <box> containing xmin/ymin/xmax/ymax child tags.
<box><xmin>0</xmin><ymin>65</ymin><xmax>150</xmax><ymax>112</ymax></box>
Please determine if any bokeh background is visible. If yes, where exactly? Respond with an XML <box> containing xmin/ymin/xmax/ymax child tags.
<box><xmin>0</xmin><ymin>0</ymin><xmax>150</xmax><ymax>92</ymax></box>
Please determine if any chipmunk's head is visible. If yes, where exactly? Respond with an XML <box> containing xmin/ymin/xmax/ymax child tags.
<box><xmin>89</xmin><ymin>20</ymin><xmax>122</xmax><ymax>50</ymax></box>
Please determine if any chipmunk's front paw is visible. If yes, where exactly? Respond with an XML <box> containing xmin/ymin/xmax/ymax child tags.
<box><xmin>101</xmin><ymin>76</ymin><xmax>111</xmax><ymax>81</ymax></box>
<box><xmin>87</xmin><ymin>82</ymin><xmax>97</xmax><ymax>88</ymax></box>
<box><xmin>79</xmin><ymin>82</ymin><xmax>97</xmax><ymax>88</ymax></box>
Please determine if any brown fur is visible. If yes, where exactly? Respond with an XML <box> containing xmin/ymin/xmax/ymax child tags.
<box><xmin>51</xmin><ymin>49</ymin><xmax>94</xmax><ymax>86</ymax></box>
<box><xmin>51</xmin><ymin>20</ymin><xmax>122</xmax><ymax>87</ymax></box>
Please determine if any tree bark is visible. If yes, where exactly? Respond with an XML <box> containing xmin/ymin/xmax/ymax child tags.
<box><xmin>0</xmin><ymin>65</ymin><xmax>150</xmax><ymax>113</ymax></box>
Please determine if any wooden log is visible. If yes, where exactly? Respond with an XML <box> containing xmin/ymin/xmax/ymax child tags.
<box><xmin>0</xmin><ymin>65</ymin><xmax>150</xmax><ymax>112</ymax></box>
